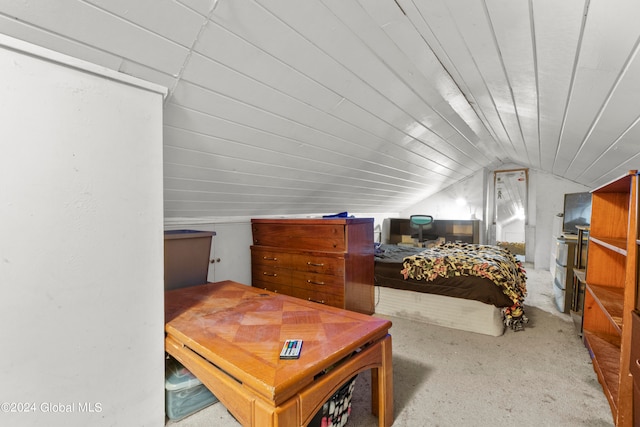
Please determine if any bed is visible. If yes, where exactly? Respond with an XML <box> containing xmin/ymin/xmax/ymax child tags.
<box><xmin>374</xmin><ymin>242</ymin><xmax>527</xmax><ymax>336</ymax></box>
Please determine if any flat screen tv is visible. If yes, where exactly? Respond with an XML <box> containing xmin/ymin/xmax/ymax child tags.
<box><xmin>562</xmin><ymin>192</ymin><xmax>592</xmax><ymax>235</ymax></box>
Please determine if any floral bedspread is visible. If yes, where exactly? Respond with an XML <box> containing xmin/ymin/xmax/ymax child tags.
<box><xmin>400</xmin><ymin>242</ymin><xmax>528</xmax><ymax>329</ymax></box>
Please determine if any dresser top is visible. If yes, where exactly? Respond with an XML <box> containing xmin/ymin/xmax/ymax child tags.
<box><xmin>251</xmin><ymin>217</ymin><xmax>373</xmax><ymax>225</ymax></box>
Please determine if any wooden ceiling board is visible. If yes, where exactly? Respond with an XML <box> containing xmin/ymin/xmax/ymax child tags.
<box><xmin>396</xmin><ymin>1</ymin><xmax>510</xmax><ymax>163</ymax></box>
<box><xmin>163</xmin><ymin>179</ymin><xmax>411</xmax><ymax>201</ymax></box>
<box><xmin>575</xmin><ymin>126</ymin><xmax>640</xmax><ymax>185</ymax></box>
<box><xmin>554</xmin><ymin>0</ymin><xmax>640</xmax><ymax>178</ymax></box>
<box><xmin>165</xmin><ymin>86</ymin><xmax>460</xmax><ymax>182</ymax></box>
<box><xmin>0</xmin><ymin>15</ymin><xmax>125</xmax><ymax>72</ymax></box>
<box><xmin>408</xmin><ymin>1</ymin><xmax>520</xmax><ymax>161</ymax></box>
<box><xmin>169</xmin><ymin>91</ymin><xmax>469</xmax><ymax>186</ymax></box>
<box><xmin>86</xmin><ymin>0</ymin><xmax>206</xmax><ymax>47</ymax></box>
<box><xmin>341</xmin><ymin>0</ymin><xmax>493</xmax><ymax>162</ymax></box>
<box><xmin>166</xmin><ymin>83</ymin><xmax>459</xmax><ymax>181</ymax></box>
<box><xmin>163</xmin><ymin>172</ymin><xmax>428</xmax><ymax>208</ymax></box>
<box><xmin>1</xmin><ymin>0</ymin><xmax>189</xmax><ymax>74</ymax></box>
<box><xmin>2</xmin><ymin>0</ymin><xmax>640</xmax><ymax>218</ymax></box>
<box><xmin>256</xmin><ymin>1</ymin><xmax>482</xmax><ymax>168</ymax></box>
<box><xmin>531</xmin><ymin>0</ymin><xmax>585</xmax><ymax>172</ymax></box>
<box><xmin>566</xmin><ymin>58</ymin><xmax>640</xmax><ymax>184</ymax></box>
<box><xmin>176</xmin><ymin>0</ymin><xmax>214</xmax><ymax>17</ymax></box>
<box><xmin>170</xmin><ymin>166</ymin><xmax>437</xmax><ymax>203</ymax></box>
<box><xmin>448</xmin><ymin>2</ymin><xmax>529</xmax><ymax>162</ymax></box>
<box><xmin>163</xmin><ymin>130</ymin><xmax>437</xmax><ymax>195</ymax></box>
<box><xmin>485</xmin><ymin>0</ymin><xmax>539</xmax><ymax>169</ymax></box>
<box><xmin>163</xmin><ymin>164</ymin><xmax>411</xmax><ymax>195</ymax></box>
<box><xmin>192</xmin><ymin>25</ymin><xmax>358</xmax><ymax>117</ymax></box>
<box><xmin>167</xmin><ymin>126</ymin><xmax>430</xmax><ymax>188</ymax></box>
<box><xmin>199</xmin><ymin>0</ymin><xmax>487</xmax><ymax>181</ymax></box>
<box><xmin>165</xmin><ymin>106</ymin><xmax>448</xmax><ymax>186</ymax></box>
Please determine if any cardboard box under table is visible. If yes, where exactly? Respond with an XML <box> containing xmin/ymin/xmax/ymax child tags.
<box><xmin>164</xmin><ymin>280</ymin><xmax>394</xmax><ymax>427</ymax></box>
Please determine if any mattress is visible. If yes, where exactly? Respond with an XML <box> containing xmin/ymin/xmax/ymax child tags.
<box><xmin>373</xmin><ymin>243</ymin><xmax>528</xmax><ymax>334</ymax></box>
<box><xmin>374</xmin><ymin>244</ymin><xmax>514</xmax><ymax>308</ymax></box>
<box><xmin>374</xmin><ymin>286</ymin><xmax>505</xmax><ymax>337</ymax></box>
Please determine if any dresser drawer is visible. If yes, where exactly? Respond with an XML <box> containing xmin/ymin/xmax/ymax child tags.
<box><xmin>251</xmin><ymin>247</ymin><xmax>292</xmax><ymax>268</ymax></box>
<box><xmin>252</xmin><ymin>223</ymin><xmax>346</xmax><ymax>252</ymax></box>
<box><xmin>291</xmin><ymin>270</ymin><xmax>343</xmax><ymax>292</ymax></box>
<box><xmin>288</xmin><ymin>286</ymin><xmax>344</xmax><ymax>307</ymax></box>
<box><xmin>252</xmin><ymin>280</ymin><xmax>291</xmax><ymax>295</ymax></box>
<box><xmin>291</xmin><ymin>253</ymin><xmax>345</xmax><ymax>276</ymax></box>
<box><xmin>253</xmin><ymin>267</ymin><xmax>291</xmax><ymax>286</ymax></box>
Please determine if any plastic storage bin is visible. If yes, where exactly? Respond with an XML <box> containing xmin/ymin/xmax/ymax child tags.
<box><xmin>165</xmin><ymin>357</ymin><xmax>218</xmax><ymax>421</ymax></box>
<box><xmin>164</xmin><ymin>230</ymin><xmax>214</xmax><ymax>291</ymax></box>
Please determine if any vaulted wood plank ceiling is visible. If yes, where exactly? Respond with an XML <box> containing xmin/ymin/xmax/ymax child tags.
<box><xmin>2</xmin><ymin>0</ymin><xmax>639</xmax><ymax>218</ymax></box>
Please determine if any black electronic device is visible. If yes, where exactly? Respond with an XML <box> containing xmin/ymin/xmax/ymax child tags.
<box><xmin>280</xmin><ymin>339</ymin><xmax>303</xmax><ymax>359</ymax></box>
<box><xmin>562</xmin><ymin>192</ymin><xmax>592</xmax><ymax>235</ymax></box>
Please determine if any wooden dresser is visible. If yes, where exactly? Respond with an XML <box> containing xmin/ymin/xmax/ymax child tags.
<box><xmin>250</xmin><ymin>218</ymin><xmax>374</xmax><ymax>314</ymax></box>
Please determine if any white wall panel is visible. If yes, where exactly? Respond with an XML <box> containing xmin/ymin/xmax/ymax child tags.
<box><xmin>0</xmin><ymin>36</ymin><xmax>165</xmax><ymax>427</ymax></box>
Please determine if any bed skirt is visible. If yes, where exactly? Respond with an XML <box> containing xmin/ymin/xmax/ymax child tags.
<box><xmin>374</xmin><ymin>286</ymin><xmax>505</xmax><ymax>337</ymax></box>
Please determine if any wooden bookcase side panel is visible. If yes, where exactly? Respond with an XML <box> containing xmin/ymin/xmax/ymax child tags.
<box><xmin>617</xmin><ymin>175</ymin><xmax>638</xmax><ymax>426</ymax></box>
<box><xmin>590</xmin><ymin>192</ymin><xmax>630</xmax><ymax>240</ymax></box>
<box><xmin>586</xmin><ymin>243</ymin><xmax>627</xmax><ymax>289</ymax></box>
<box><xmin>637</xmin><ymin>241</ymin><xmax>640</xmax><ymax>310</ymax></box>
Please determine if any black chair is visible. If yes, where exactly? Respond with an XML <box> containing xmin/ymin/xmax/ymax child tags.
<box><xmin>410</xmin><ymin>215</ymin><xmax>435</xmax><ymax>243</ymax></box>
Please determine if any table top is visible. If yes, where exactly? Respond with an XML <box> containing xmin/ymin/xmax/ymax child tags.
<box><xmin>165</xmin><ymin>281</ymin><xmax>391</xmax><ymax>401</ymax></box>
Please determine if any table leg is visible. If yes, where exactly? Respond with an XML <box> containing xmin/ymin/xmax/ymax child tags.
<box><xmin>371</xmin><ymin>334</ymin><xmax>393</xmax><ymax>427</ymax></box>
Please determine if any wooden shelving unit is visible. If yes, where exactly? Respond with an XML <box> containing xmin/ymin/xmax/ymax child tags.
<box><xmin>570</xmin><ymin>225</ymin><xmax>589</xmax><ymax>337</ymax></box>
<box><xmin>582</xmin><ymin>170</ymin><xmax>638</xmax><ymax>426</ymax></box>
<box><xmin>633</xmin><ymin>178</ymin><xmax>640</xmax><ymax>427</ymax></box>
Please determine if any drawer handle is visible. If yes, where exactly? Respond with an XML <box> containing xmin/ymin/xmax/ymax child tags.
<box><xmin>308</xmin><ymin>298</ymin><xmax>325</xmax><ymax>304</ymax></box>
<box><xmin>263</xmin><ymin>256</ymin><xmax>278</xmax><ymax>261</ymax></box>
<box><xmin>307</xmin><ymin>279</ymin><xmax>325</xmax><ymax>285</ymax></box>
<box><xmin>262</xmin><ymin>287</ymin><xmax>277</xmax><ymax>293</ymax></box>
<box><xmin>263</xmin><ymin>272</ymin><xmax>277</xmax><ymax>277</ymax></box>
<box><xmin>307</xmin><ymin>262</ymin><xmax>325</xmax><ymax>267</ymax></box>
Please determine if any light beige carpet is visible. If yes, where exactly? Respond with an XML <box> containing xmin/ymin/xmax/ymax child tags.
<box><xmin>167</xmin><ymin>265</ymin><xmax>613</xmax><ymax>426</ymax></box>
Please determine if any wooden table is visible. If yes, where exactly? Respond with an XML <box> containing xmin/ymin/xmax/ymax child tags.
<box><xmin>165</xmin><ymin>280</ymin><xmax>393</xmax><ymax>427</ymax></box>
